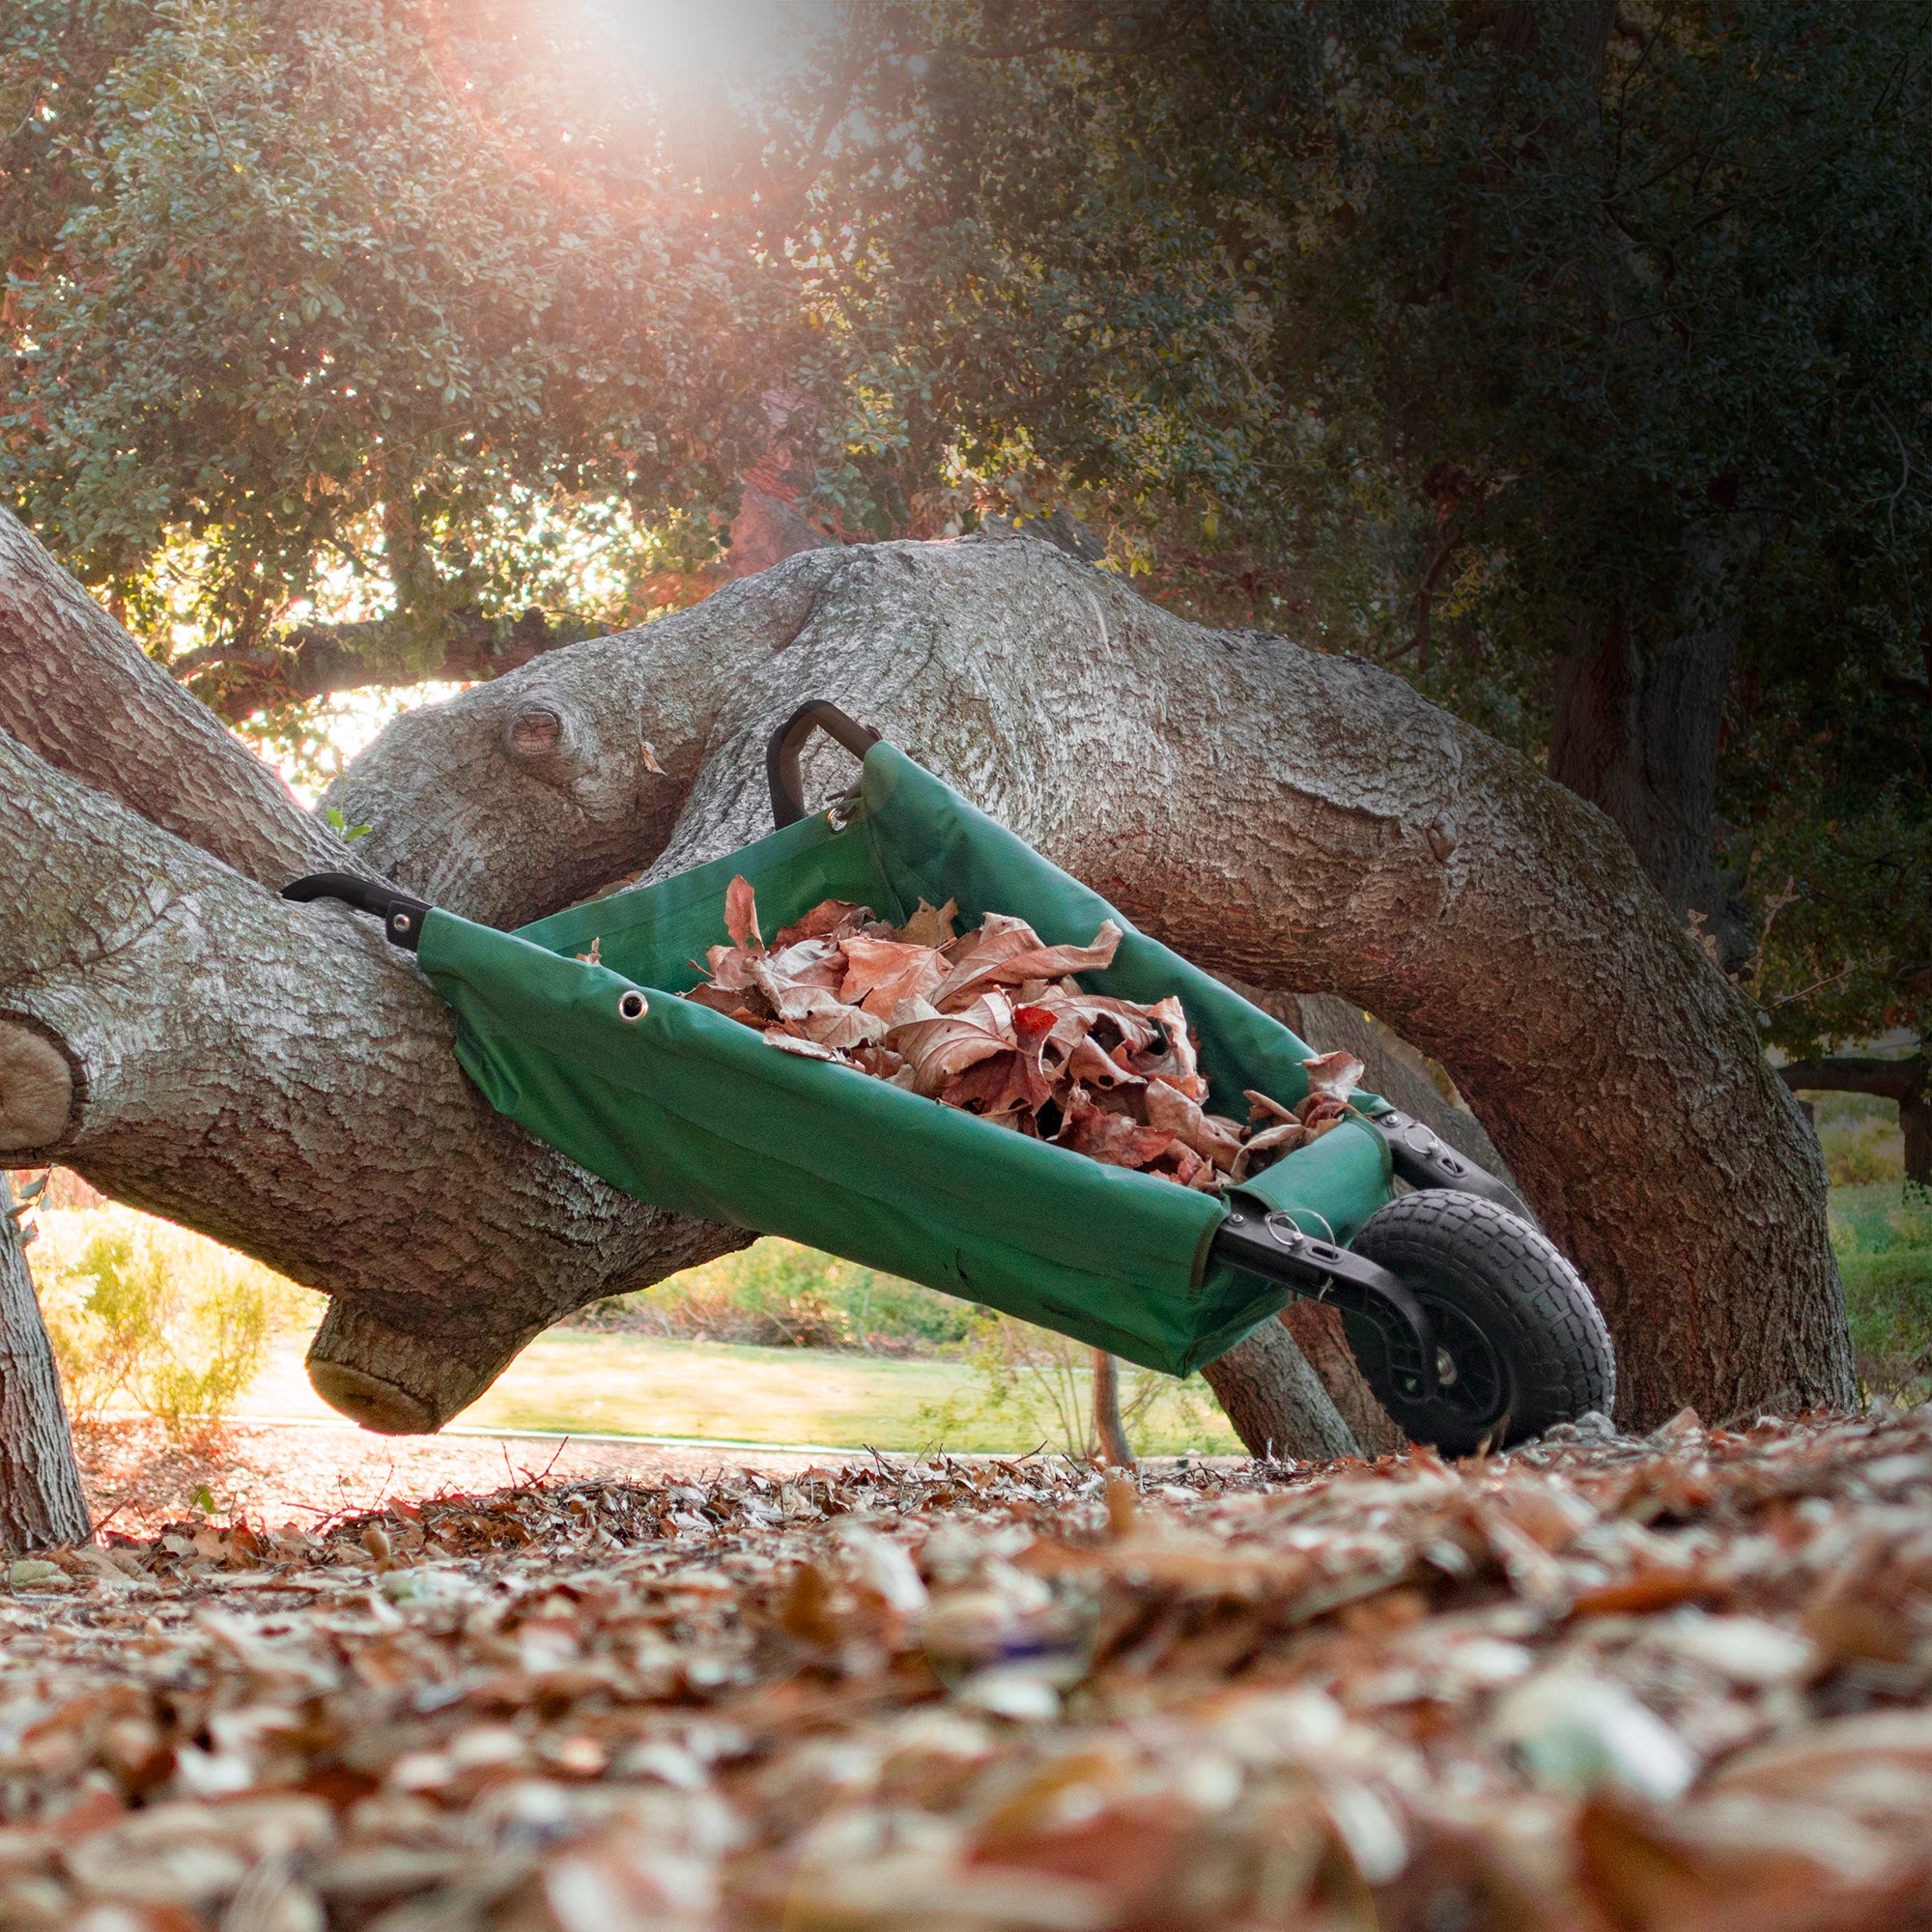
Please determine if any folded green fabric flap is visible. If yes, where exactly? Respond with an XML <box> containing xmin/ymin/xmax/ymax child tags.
<box><xmin>415</xmin><ymin>740</ymin><xmax>1398</xmax><ymax>1378</ymax></box>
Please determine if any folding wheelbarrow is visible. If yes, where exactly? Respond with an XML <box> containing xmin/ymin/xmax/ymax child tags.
<box><xmin>287</xmin><ymin>702</ymin><xmax>1615</xmax><ymax>1454</ymax></box>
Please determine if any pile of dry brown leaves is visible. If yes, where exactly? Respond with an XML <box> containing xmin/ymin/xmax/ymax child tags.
<box><xmin>2</xmin><ymin>1407</ymin><xmax>1931</xmax><ymax>1928</ymax></box>
<box><xmin>672</xmin><ymin>881</ymin><xmax>1361</xmax><ymax>1190</ymax></box>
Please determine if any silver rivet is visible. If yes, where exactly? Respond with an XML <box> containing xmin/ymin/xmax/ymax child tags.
<box><xmin>393</xmin><ymin>913</ymin><xmax>412</xmax><ymax>932</ymax></box>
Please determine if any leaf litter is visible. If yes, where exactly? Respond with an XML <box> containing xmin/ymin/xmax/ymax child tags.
<box><xmin>682</xmin><ymin>881</ymin><xmax>1366</xmax><ymax>1191</ymax></box>
<box><xmin>2</xmin><ymin>1407</ymin><xmax>1932</xmax><ymax>1926</ymax></box>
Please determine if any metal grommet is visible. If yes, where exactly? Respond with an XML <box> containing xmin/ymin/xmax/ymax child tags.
<box><xmin>617</xmin><ymin>989</ymin><xmax>648</xmax><ymax>1022</ymax></box>
<box><xmin>1273</xmin><ymin>1207</ymin><xmax>1335</xmax><ymax>1245</ymax></box>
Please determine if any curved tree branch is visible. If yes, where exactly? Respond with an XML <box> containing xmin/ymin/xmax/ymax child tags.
<box><xmin>176</xmin><ymin>606</ymin><xmax>611</xmax><ymax>723</ymax></box>
<box><xmin>1780</xmin><ymin>1056</ymin><xmax>1924</xmax><ymax>1102</ymax></box>
<box><xmin>0</xmin><ymin>508</ymin><xmax>360</xmax><ymax>891</ymax></box>
<box><xmin>331</xmin><ymin>534</ymin><xmax>1852</xmax><ymax>1427</ymax></box>
<box><xmin>0</xmin><ymin>729</ymin><xmax>744</xmax><ymax>1431</ymax></box>
<box><xmin>1783</xmin><ymin>1054</ymin><xmax>1930</xmax><ymax>1186</ymax></box>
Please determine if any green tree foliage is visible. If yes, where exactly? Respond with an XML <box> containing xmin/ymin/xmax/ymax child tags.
<box><xmin>2</xmin><ymin>0</ymin><xmax>805</xmax><ymax>671</ymax></box>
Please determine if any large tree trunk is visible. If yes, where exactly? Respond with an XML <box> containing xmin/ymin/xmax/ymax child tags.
<box><xmin>0</xmin><ymin>1175</ymin><xmax>91</xmax><ymax>1550</ymax></box>
<box><xmin>0</xmin><ymin>514</ymin><xmax>1852</xmax><ymax>1438</ymax></box>
<box><xmin>0</xmin><ymin>507</ymin><xmax>359</xmax><ymax>891</ymax></box>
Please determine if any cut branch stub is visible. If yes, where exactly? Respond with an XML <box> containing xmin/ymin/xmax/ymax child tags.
<box><xmin>305</xmin><ymin>1300</ymin><xmax>542</xmax><ymax>1435</ymax></box>
<box><xmin>0</xmin><ymin>1021</ymin><xmax>75</xmax><ymax>1156</ymax></box>
<box><xmin>502</xmin><ymin>701</ymin><xmax>582</xmax><ymax>780</ymax></box>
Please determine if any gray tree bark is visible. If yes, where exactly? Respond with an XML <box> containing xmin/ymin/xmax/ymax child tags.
<box><xmin>0</xmin><ymin>506</ymin><xmax>360</xmax><ymax>892</ymax></box>
<box><xmin>1</xmin><ymin>514</ymin><xmax>1853</xmax><ymax>1443</ymax></box>
<box><xmin>1200</xmin><ymin>1319</ymin><xmax>1360</xmax><ymax>1463</ymax></box>
<box><xmin>1089</xmin><ymin>1350</ymin><xmax>1136</xmax><ymax>1467</ymax></box>
<box><xmin>0</xmin><ymin>1175</ymin><xmax>91</xmax><ymax>1550</ymax></box>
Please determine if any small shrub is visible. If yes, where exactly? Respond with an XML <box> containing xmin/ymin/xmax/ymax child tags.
<box><xmin>915</xmin><ymin>1310</ymin><xmax>1236</xmax><ymax>1460</ymax></box>
<box><xmin>31</xmin><ymin>1208</ymin><xmax>311</xmax><ymax>1440</ymax></box>
<box><xmin>572</xmin><ymin>1238</ymin><xmax>975</xmax><ymax>1353</ymax></box>
<box><xmin>1808</xmin><ymin>1091</ymin><xmax>1907</xmax><ymax>1187</ymax></box>
<box><xmin>1820</xmin><ymin>1116</ymin><xmax>1905</xmax><ymax>1187</ymax></box>
<box><xmin>37</xmin><ymin>1225</ymin><xmax>166</xmax><ymax>1421</ymax></box>
<box><xmin>1831</xmin><ymin>1182</ymin><xmax>1932</xmax><ymax>1403</ymax></box>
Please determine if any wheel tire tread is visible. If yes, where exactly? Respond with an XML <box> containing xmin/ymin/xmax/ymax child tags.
<box><xmin>1350</xmin><ymin>1191</ymin><xmax>1615</xmax><ymax>1454</ymax></box>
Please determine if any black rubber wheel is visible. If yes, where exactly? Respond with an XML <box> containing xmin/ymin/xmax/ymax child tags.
<box><xmin>1344</xmin><ymin>1191</ymin><xmax>1615</xmax><ymax>1457</ymax></box>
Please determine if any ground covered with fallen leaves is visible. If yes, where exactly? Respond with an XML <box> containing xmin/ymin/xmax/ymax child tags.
<box><xmin>72</xmin><ymin>1419</ymin><xmax>823</xmax><ymax>1542</ymax></box>
<box><xmin>5</xmin><ymin>1406</ymin><xmax>1932</xmax><ymax>1930</ymax></box>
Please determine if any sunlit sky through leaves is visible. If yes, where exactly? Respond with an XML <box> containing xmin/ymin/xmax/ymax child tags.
<box><xmin>580</xmin><ymin>0</ymin><xmax>834</xmax><ymax>87</ymax></box>
<box><xmin>242</xmin><ymin>0</ymin><xmax>838</xmax><ymax>792</ymax></box>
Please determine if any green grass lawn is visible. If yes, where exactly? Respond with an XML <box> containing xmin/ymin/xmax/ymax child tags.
<box><xmin>237</xmin><ymin>1327</ymin><xmax>1242</xmax><ymax>1457</ymax></box>
<box><xmin>1830</xmin><ymin>1181</ymin><xmax>1932</xmax><ymax>1401</ymax></box>
<box><xmin>469</xmin><ymin>1331</ymin><xmax>992</xmax><ymax>1450</ymax></box>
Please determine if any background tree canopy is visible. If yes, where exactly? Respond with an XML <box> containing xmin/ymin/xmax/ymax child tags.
<box><xmin>4</xmin><ymin>0</ymin><xmax>1928</xmax><ymax>1074</ymax></box>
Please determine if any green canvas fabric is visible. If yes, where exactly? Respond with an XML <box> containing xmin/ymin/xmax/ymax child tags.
<box><xmin>415</xmin><ymin>742</ymin><xmax>1395</xmax><ymax>1378</ymax></box>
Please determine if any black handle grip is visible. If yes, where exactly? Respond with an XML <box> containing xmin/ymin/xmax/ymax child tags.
<box><xmin>765</xmin><ymin>701</ymin><xmax>884</xmax><ymax>829</ymax></box>
<box><xmin>282</xmin><ymin>873</ymin><xmax>433</xmax><ymax>952</ymax></box>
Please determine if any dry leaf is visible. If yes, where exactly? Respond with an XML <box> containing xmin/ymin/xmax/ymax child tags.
<box><xmin>1301</xmin><ymin>1050</ymin><xmax>1366</xmax><ymax>1100</ymax></box>
<box><xmin>773</xmin><ymin>899</ymin><xmax>866</xmax><ymax>948</ymax></box>
<box><xmin>898</xmin><ymin>897</ymin><xmax>959</xmax><ymax>948</ymax></box>
<box><xmin>838</xmin><ymin>934</ymin><xmax>949</xmax><ymax>1018</ymax></box>
<box><xmin>930</xmin><ymin>920</ymin><xmax>1124</xmax><ymax>1011</ymax></box>
<box><xmin>1144</xmin><ymin>1081</ymin><xmax>1245</xmax><ymax>1170</ymax></box>
<box><xmin>884</xmin><ymin>1007</ymin><xmax>1015</xmax><ymax>1098</ymax></box>
<box><xmin>724</xmin><ymin>874</ymin><xmax>763</xmax><ymax>952</ymax></box>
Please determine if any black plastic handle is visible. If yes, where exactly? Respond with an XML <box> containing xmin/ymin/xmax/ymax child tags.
<box><xmin>765</xmin><ymin>701</ymin><xmax>884</xmax><ymax>829</ymax></box>
<box><xmin>282</xmin><ymin>873</ymin><xmax>433</xmax><ymax>952</ymax></box>
<box><xmin>1213</xmin><ymin>1208</ymin><xmax>1438</xmax><ymax>1395</ymax></box>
